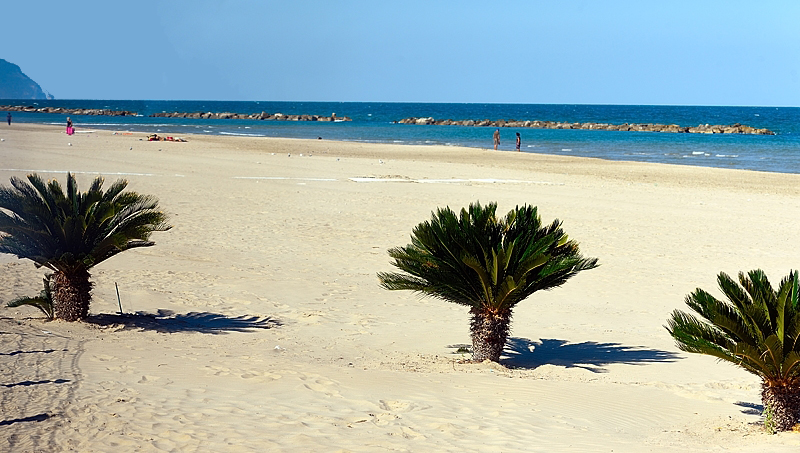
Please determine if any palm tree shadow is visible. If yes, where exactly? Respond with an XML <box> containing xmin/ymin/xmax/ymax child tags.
<box><xmin>502</xmin><ymin>337</ymin><xmax>681</xmax><ymax>372</ymax></box>
<box><xmin>0</xmin><ymin>413</ymin><xmax>51</xmax><ymax>426</ymax></box>
<box><xmin>87</xmin><ymin>309</ymin><xmax>281</xmax><ymax>334</ymax></box>
<box><xmin>734</xmin><ymin>401</ymin><xmax>763</xmax><ymax>415</ymax></box>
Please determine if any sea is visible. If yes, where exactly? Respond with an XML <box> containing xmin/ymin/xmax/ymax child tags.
<box><xmin>5</xmin><ymin>100</ymin><xmax>800</xmax><ymax>174</ymax></box>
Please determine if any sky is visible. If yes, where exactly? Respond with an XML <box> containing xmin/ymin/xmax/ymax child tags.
<box><xmin>5</xmin><ymin>0</ymin><xmax>800</xmax><ymax>106</ymax></box>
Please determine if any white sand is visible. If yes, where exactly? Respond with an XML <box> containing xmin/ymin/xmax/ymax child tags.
<box><xmin>1</xmin><ymin>123</ymin><xmax>800</xmax><ymax>451</ymax></box>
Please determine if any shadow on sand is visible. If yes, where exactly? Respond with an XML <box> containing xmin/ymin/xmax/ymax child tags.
<box><xmin>87</xmin><ymin>309</ymin><xmax>281</xmax><ymax>334</ymax></box>
<box><xmin>0</xmin><ymin>413</ymin><xmax>51</xmax><ymax>426</ymax></box>
<box><xmin>501</xmin><ymin>337</ymin><xmax>681</xmax><ymax>372</ymax></box>
<box><xmin>734</xmin><ymin>401</ymin><xmax>763</xmax><ymax>415</ymax></box>
<box><xmin>2</xmin><ymin>379</ymin><xmax>70</xmax><ymax>388</ymax></box>
<box><xmin>0</xmin><ymin>349</ymin><xmax>60</xmax><ymax>356</ymax></box>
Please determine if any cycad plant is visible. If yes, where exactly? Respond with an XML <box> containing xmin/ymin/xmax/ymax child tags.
<box><xmin>666</xmin><ymin>270</ymin><xmax>800</xmax><ymax>432</ymax></box>
<box><xmin>378</xmin><ymin>202</ymin><xmax>598</xmax><ymax>362</ymax></box>
<box><xmin>0</xmin><ymin>173</ymin><xmax>170</xmax><ymax>321</ymax></box>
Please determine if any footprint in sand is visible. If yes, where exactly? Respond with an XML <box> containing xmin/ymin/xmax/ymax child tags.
<box><xmin>240</xmin><ymin>370</ymin><xmax>282</xmax><ymax>381</ymax></box>
<box><xmin>370</xmin><ymin>412</ymin><xmax>399</xmax><ymax>426</ymax></box>
<box><xmin>90</xmin><ymin>354</ymin><xmax>118</xmax><ymax>362</ymax></box>
<box><xmin>298</xmin><ymin>374</ymin><xmax>342</xmax><ymax>398</ymax></box>
<box><xmin>202</xmin><ymin>365</ymin><xmax>232</xmax><ymax>376</ymax></box>
<box><xmin>378</xmin><ymin>399</ymin><xmax>429</xmax><ymax>412</ymax></box>
<box><xmin>106</xmin><ymin>364</ymin><xmax>136</xmax><ymax>374</ymax></box>
<box><xmin>430</xmin><ymin>422</ymin><xmax>466</xmax><ymax>435</ymax></box>
<box><xmin>399</xmin><ymin>426</ymin><xmax>426</xmax><ymax>439</ymax></box>
<box><xmin>138</xmin><ymin>375</ymin><xmax>162</xmax><ymax>384</ymax></box>
<box><xmin>385</xmin><ymin>426</ymin><xmax>426</xmax><ymax>439</ymax></box>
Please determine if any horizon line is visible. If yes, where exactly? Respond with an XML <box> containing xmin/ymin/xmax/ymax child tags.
<box><xmin>3</xmin><ymin>99</ymin><xmax>798</xmax><ymax>109</ymax></box>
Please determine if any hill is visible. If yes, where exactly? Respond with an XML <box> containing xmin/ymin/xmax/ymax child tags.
<box><xmin>0</xmin><ymin>59</ymin><xmax>52</xmax><ymax>99</ymax></box>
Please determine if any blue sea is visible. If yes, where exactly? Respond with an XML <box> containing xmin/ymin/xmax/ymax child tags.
<box><xmin>5</xmin><ymin>100</ymin><xmax>800</xmax><ymax>174</ymax></box>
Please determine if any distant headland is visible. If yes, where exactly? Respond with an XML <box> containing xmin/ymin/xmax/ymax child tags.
<box><xmin>0</xmin><ymin>59</ymin><xmax>52</xmax><ymax>100</ymax></box>
<box><xmin>396</xmin><ymin>117</ymin><xmax>775</xmax><ymax>135</ymax></box>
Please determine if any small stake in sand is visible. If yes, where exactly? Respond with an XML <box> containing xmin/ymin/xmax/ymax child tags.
<box><xmin>115</xmin><ymin>282</ymin><xmax>124</xmax><ymax>315</ymax></box>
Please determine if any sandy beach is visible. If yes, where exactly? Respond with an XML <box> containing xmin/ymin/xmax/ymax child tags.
<box><xmin>2</xmin><ymin>123</ymin><xmax>800</xmax><ymax>451</ymax></box>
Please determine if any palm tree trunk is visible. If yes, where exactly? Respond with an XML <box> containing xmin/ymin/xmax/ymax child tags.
<box><xmin>470</xmin><ymin>309</ymin><xmax>511</xmax><ymax>362</ymax></box>
<box><xmin>52</xmin><ymin>268</ymin><xmax>93</xmax><ymax>321</ymax></box>
<box><xmin>762</xmin><ymin>382</ymin><xmax>800</xmax><ymax>431</ymax></box>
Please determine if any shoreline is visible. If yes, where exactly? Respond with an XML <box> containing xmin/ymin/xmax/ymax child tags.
<box><xmin>2</xmin><ymin>123</ymin><xmax>800</xmax><ymax>451</ymax></box>
<box><xmin>5</xmin><ymin>123</ymin><xmax>800</xmax><ymax>192</ymax></box>
<box><xmin>4</xmin><ymin>105</ymin><xmax>795</xmax><ymax>175</ymax></box>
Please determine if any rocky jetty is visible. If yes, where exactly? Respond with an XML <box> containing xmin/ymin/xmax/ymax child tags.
<box><xmin>396</xmin><ymin>117</ymin><xmax>775</xmax><ymax>135</ymax></box>
<box><xmin>0</xmin><ymin>105</ymin><xmax>351</xmax><ymax>122</ymax></box>
<box><xmin>0</xmin><ymin>105</ymin><xmax>136</xmax><ymax>116</ymax></box>
<box><xmin>150</xmin><ymin>111</ymin><xmax>351</xmax><ymax>122</ymax></box>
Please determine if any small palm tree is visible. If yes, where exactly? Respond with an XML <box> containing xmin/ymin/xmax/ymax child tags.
<box><xmin>378</xmin><ymin>201</ymin><xmax>598</xmax><ymax>362</ymax></box>
<box><xmin>0</xmin><ymin>173</ymin><xmax>170</xmax><ymax>321</ymax></box>
<box><xmin>666</xmin><ymin>270</ymin><xmax>800</xmax><ymax>432</ymax></box>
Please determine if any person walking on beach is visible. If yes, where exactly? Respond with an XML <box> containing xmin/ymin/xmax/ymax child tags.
<box><xmin>515</xmin><ymin>132</ymin><xmax>521</xmax><ymax>151</ymax></box>
<box><xmin>493</xmin><ymin>128</ymin><xmax>500</xmax><ymax>150</ymax></box>
<box><xmin>6</xmin><ymin>112</ymin><xmax>10</xmax><ymax>126</ymax></box>
<box><xmin>66</xmin><ymin>117</ymin><xmax>74</xmax><ymax>135</ymax></box>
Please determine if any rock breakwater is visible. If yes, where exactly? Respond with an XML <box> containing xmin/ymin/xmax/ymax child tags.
<box><xmin>0</xmin><ymin>105</ymin><xmax>136</xmax><ymax>116</ymax></box>
<box><xmin>0</xmin><ymin>105</ymin><xmax>352</xmax><ymax>122</ymax></box>
<box><xmin>396</xmin><ymin>117</ymin><xmax>774</xmax><ymax>135</ymax></box>
<box><xmin>150</xmin><ymin>111</ymin><xmax>351</xmax><ymax>122</ymax></box>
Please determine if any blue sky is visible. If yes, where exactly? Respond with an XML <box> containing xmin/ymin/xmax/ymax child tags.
<box><xmin>6</xmin><ymin>1</ymin><xmax>800</xmax><ymax>106</ymax></box>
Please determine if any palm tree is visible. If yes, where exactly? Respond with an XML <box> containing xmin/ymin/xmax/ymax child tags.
<box><xmin>666</xmin><ymin>270</ymin><xmax>800</xmax><ymax>432</ymax></box>
<box><xmin>378</xmin><ymin>201</ymin><xmax>598</xmax><ymax>362</ymax></box>
<box><xmin>0</xmin><ymin>173</ymin><xmax>170</xmax><ymax>321</ymax></box>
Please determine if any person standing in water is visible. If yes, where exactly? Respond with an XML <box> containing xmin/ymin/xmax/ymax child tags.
<box><xmin>515</xmin><ymin>132</ymin><xmax>521</xmax><ymax>151</ymax></box>
<box><xmin>493</xmin><ymin>128</ymin><xmax>500</xmax><ymax>150</ymax></box>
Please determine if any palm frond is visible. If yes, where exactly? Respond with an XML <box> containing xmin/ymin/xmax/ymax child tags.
<box><xmin>6</xmin><ymin>275</ymin><xmax>54</xmax><ymax>320</ymax></box>
<box><xmin>667</xmin><ymin>269</ymin><xmax>800</xmax><ymax>382</ymax></box>
<box><xmin>0</xmin><ymin>173</ymin><xmax>170</xmax><ymax>273</ymax></box>
<box><xmin>379</xmin><ymin>201</ymin><xmax>597</xmax><ymax>314</ymax></box>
